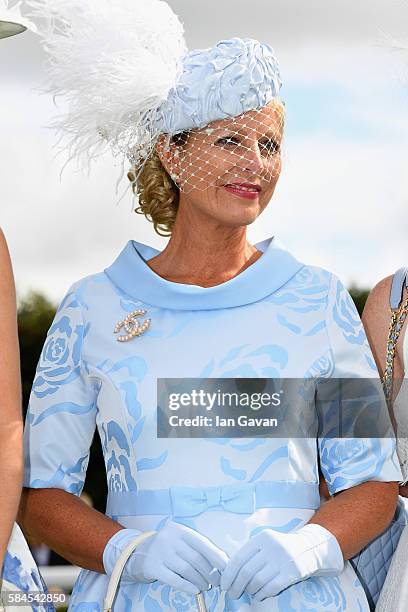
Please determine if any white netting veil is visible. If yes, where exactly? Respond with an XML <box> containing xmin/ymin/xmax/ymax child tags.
<box><xmin>154</xmin><ymin>101</ymin><xmax>285</xmax><ymax>196</ymax></box>
<box><xmin>131</xmin><ymin>99</ymin><xmax>285</xmax><ymax>236</ymax></box>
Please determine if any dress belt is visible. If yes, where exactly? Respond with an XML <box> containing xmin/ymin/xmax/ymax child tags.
<box><xmin>106</xmin><ymin>481</ymin><xmax>320</xmax><ymax>518</ymax></box>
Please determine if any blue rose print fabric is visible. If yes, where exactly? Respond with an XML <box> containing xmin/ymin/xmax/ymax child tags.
<box><xmin>22</xmin><ymin>236</ymin><xmax>402</xmax><ymax>611</ymax></box>
<box><xmin>1</xmin><ymin>523</ymin><xmax>54</xmax><ymax>612</ymax></box>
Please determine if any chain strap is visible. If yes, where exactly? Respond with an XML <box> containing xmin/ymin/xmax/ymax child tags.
<box><xmin>383</xmin><ymin>295</ymin><xmax>408</xmax><ymax>403</ymax></box>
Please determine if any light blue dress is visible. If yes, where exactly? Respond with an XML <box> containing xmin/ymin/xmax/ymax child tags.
<box><xmin>22</xmin><ymin>236</ymin><xmax>402</xmax><ymax>611</ymax></box>
<box><xmin>1</xmin><ymin>523</ymin><xmax>53</xmax><ymax>612</ymax></box>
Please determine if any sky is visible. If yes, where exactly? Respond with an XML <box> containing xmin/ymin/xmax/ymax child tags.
<box><xmin>1</xmin><ymin>0</ymin><xmax>408</xmax><ymax>304</ymax></box>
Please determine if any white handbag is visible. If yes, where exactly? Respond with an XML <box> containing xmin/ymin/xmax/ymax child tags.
<box><xmin>103</xmin><ymin>530</ymin><xmax>207</xmax><ymax>612</ymax></box>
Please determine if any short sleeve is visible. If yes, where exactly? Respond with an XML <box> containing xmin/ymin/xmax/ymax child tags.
<box><xmin>23</xmin><ymin>282</ymin><xmax>98</xmax><ymax>496</ymax></box>
<box><xmin>318</xmin><ymin>274</ymin><xmax>402</xmax><ymax>495</ymax></box>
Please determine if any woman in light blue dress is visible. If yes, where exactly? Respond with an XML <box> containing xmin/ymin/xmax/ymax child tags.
<box><xmin>20</xmin><ymin>2</ymin><xmax>402</xmax><ymax>610</ymax></box>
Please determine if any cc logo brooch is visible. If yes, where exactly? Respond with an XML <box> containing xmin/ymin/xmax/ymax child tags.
<box><xmin>114</xmin><ymin>309</ymin><xmax>151</xmax><ymax>342</ymax></box>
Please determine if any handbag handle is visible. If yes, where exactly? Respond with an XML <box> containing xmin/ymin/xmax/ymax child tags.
<box><xmin>103</xmin><ymin>530</ymin><xmax>207</xmax><ymax>612</ymax></box>
<box><xmin>383</xmin><ymin>269</ymin><xmax>408</xmax><ymax>403</ymax></box>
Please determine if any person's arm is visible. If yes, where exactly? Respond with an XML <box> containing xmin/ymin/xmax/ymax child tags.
<box><xmin>220</xmin><ymin>480</ymin><xmax>398</xmax><ymax>601</ymax></box>
<box><xmin>362</xmin><ymin>276</ymin><xmax>407</xmax><ymax>417</ymax></box>
<box><xmin>309</xmin><ymin>480</ymin><xmax>398</xmax><ymax>559</ymax></box>
<box><xmin>18</xmin><ymin>488</ymin><xmax>122</xmax><ymax>573</ymax></box>
<box><xmin>362</xmin><ymin>276</ymin><xmax>408</xmax><ymax>494</ymax></box>
<box><xmin>0</xmin><ymin>229</ymin><xmax>24</xmax><ymax>569</ymax></box>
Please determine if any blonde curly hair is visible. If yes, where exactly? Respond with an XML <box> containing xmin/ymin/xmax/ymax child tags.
<box><xmin>129</xmin><ymin>133</ymin><xmax>187</xmax><ymax>237</ymax></box>
<box><xmin>129</xmin><ymin>100</ymin><xmax>285</xmax><ymax>236</ymax></box>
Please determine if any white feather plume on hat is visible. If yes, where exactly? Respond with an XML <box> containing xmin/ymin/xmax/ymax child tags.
<box><xmin>26</xmin><ymin>0</ymin><xmax>187</xmax><ymax>169</ymax></box>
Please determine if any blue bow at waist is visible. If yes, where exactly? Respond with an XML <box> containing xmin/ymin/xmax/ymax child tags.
<box><xmin>106</xmin><ymin>481</ymin><xmax>320</xmax><ymax>518</ymax></box>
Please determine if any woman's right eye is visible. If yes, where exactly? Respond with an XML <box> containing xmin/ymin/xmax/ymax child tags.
<box><xmin>215</xmin><ymin>136</ymin><xmax>240</xmax><ymax>146</ymax></box>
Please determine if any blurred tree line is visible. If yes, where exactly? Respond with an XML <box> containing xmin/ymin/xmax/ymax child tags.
<box><xmin>349</xmin><ymin>286</ymin><xmax>370</xmax><ymax>317</ymax></box>
<box><xmin>18</xmin><ymin>286</ymin><xmax>370</xmax><ymax>516</ymax></box>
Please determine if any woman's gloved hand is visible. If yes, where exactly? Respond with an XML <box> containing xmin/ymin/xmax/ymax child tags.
<box><xmin>103</xmin><ymin>521</ymin><xmax>229</xmax><ymax>595</ymax></box>
<box><xmin>220</xmin><ymin>523</ymin><xmax>344</xmax><ymax>601</ymax></box>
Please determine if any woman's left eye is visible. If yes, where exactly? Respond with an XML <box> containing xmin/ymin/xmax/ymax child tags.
<box><xmin>215</xmin><ymin>136</ymin><xmax>280</xmax><ymax>153</ymax></box>
<box><xmin>259</xmin><ymin>139</ymin><xmax>280</xmax><ymax>154</ymax></box>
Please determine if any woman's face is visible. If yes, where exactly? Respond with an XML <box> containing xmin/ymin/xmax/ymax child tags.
<box><xmin>157</xmin><ymin>100</ymin><xmax>284</xmax><ymax>228</ymax></box>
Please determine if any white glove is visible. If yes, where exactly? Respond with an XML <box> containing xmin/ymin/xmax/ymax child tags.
<box><xmin>103</xmin><ymin>521</ymin><xmax>229</xmax><ymax>595</ymax></box>
<box><xmin>220</xmin><ymin>523</ymin><xmax>344</xmax><ymax>601</ymax></box>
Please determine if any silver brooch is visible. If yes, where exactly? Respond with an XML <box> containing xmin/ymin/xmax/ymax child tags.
<box><xmin>114</xmin><ymin>309</ymin><xmax>151</xmax><ymax>342</ymax></box>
